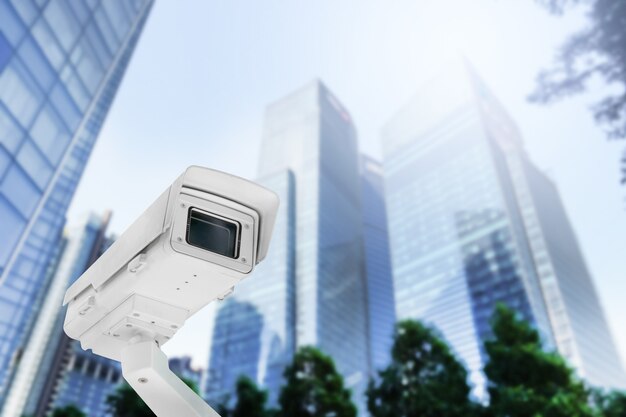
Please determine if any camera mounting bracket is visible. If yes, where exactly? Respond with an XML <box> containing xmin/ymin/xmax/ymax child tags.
<box><xmin>121</xmin><ymin>339</ymin><xmax>220</xmax><ymax>417</ymax></box>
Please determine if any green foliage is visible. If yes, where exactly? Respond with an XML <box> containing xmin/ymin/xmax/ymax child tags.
<box><xmin>214</xmin><ymin>398</ymin><xmax>233</xmax><ymax>417</ymax></box>
<box><xmin>278</xmin><ymin>346</ymin><xmax>357</xmax><ymax>417</ymax></box>
<box><xmin>367</xmin><ymin>320</ymin><xmax>479</xmax><ymax>417</ymax></box>
<box><xmin>532</xmin><ymin>0</ymin><xmax>626</xmax><ymax>185</ymax></box>
<box><xmin>532</xmin><ymin>0</ymin><xmax>626</xmax><ymax>140</ymax></box>
<box><xmin>226</xmin><ymin>375</ymin><xmax>275</xmax><ymax>417</ymax></box>
<box><xmin>106</xmin><ymin>382</ymin><xmax>157</xmax><ymax>417</ymax></box>
<box><xmin>592</xmin><ymin>389</ymin><xmax>626</xmax><ymax>417</ymax></box>
<box><xmin>484</xmin><ymin>303</ymin><xmax>594</xmax><ymax>417</ymax></box>
<box><xmin>106</xmin><ymin>377</ymin><xmax>199</xmax><ymax>417</ymax></box>
<box><xmin>50</xmin><ymin>405</ymin><xmax>87</xmax><ymax>417</ymax></box>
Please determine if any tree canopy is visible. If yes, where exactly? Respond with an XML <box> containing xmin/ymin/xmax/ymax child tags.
<box><xmin>532</xmin><ymin>0</ymin><xmax>626</xmax><ymax>140</ymax></box>
<box><xmin>531</xmin><ymin>0</ymin><xmax>626</xmax><ymax>184</ymax></box>
<box><xmin>592</xmin><ymin>389</ymin><xmax>626</xmax><ymax>417</ymax></box>
<box><xmin>367</xmin><ymin>320</ymin><xmax>479</xmax><ymax>417</ymax></box>
<box><xmin>50</xmin><ymin>405</ymin><xmax>87</xmax><ymax>417</ymax></box>
<box><xmin>278</xmin><ymin>346</ymin><xmax>357</xmax><ymax>417</ymax></box>
<box><xmin>224</xmin><ymin>375</ymin><xmax>275</xmax><ymax>417</ymax></box>
<box><xmin>484</xmin><ymin>303</ymin><xmax>594</xmax><ymax>417</ymax></box>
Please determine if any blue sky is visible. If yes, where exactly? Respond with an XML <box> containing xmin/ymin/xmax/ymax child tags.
<box><xmin>67</xmin><ymin>1</ymin><xmax>626</xmax><ymax>370</ymax></box>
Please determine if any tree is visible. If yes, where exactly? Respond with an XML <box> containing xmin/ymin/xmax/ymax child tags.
<box><xmin>530</xmin><ymin>0</ymin><xmax>626</xmax><ymax>183</ymax></box>
<box><xmin>278</xmin><ymin>346</ymin><xmax>357</xmax><ymax>417</ymax></box>
<box><xmin>367</xmin><ymin>320</ymin><xmax>480</xmax><ymax>417</ymax></box>
<box><xmin>214</xmin><ymin>398</ymin><xmax>233</xmax><ymax>417</ymax></box>
<box><xmin>484</xmin><ymin>303</ymin><xmax>594</xmax><ymax>417</ymax></box>
<box><xmin>50</xmin><ymin>405</ymin><xmax>86</xmax><ymax>417</ymax></box>
<box><xmin>230</xmin><ymin>375</ymin><xmax>275</xmax><ymax>417</ymax></box>
<box><xmin>591</xmin><ymin>389</ymin><xmax>626</xmax><ymax>417</ymax></box>
<box><xmin>106</xmin><ymin>377</ymin><xmax>199</xmax><ymax>417</ymax></box>
<box><xmin>531</xmin><ymin>0</ymin><xmax>626</xmax><ymax>139</ymax></box>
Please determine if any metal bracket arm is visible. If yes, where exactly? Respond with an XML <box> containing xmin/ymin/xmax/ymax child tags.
<box><xmin>121</xmin><ymin>340</ymin><xmax>221</xmax><ymax>417</ymax></box>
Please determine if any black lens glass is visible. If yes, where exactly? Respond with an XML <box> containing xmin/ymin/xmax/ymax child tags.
<box><xmin>186</xmin><ymin>208</ymin><xmax>239</xmax><ymax>258</ymax></box>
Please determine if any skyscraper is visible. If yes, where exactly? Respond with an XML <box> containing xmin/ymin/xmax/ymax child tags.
<box><xmin>205</xmin><ymin>169</ymin><xmax>295</xmax><ymax>407</ymax></box>
<box><xmin>522</xmin><ymin>158</ymin><xmax>626</xmax><ymax>388</ymax></box>
<box><xmin>1</xmin><ymin>212</ymin><xmax>113</xmax><ymax>417</ymax></box>
<box><xmin>258</xmin><ymin>81</ymin><xmax>369</xmax><ymax>411</ymax></box>
<box><xmin>35</xmin><ymin>215</ymin><xmax>116</xmax><ymax>417</ymax></box>
<box><xmin>360</xmin><ymin>155</ymin><xmax>395</xmax><ymax>373</ymax></box>
<box><xmin>206</xmin><ymin>299</ymin><xmax>265</xmax><ymax>407</ymax></box>
<box><xmin>0</xmin><ymin>0</ymin><xmax>153</xmax><ymax>402</ymax></box>
<box><xmin>206</xmin><ymin>81</ymin><xmax>369</xmax><ymax>412</ymax></box>
<box><xmin>382</xmin><ymin>61</ymin><xmax>625</xmax><ymax>395</ymax></box>
<box><xmin>49</xmin><ymin>341</ymin><xmax>122</xmax><ymax>417</ymax></box>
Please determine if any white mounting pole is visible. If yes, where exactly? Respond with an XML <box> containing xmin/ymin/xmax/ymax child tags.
<box><xmin>121</xmin><ymin>340</ymin><xmax>221</xmax><ymax>417</ymax></box>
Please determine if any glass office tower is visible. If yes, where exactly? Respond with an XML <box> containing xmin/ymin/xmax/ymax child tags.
<box><xmin>50</xmin><ymin>341</ymin><xmax>122</xmax><ymax>417</ymax></box>
<box><xmin>34</xmin><ymin>214</ymin><xmax>116</xmax><ymax>417</ymax></box>
<box><xmin>382</xmin><ymin>61</ymin><xmax>625</xmax><ymax>395</ymax></box>
<box><xmin>360</xmin><ymin>155</ymin><xmax>395</xmax><ymax>373</ymax></box>
<box><xmin>1</xmin><ymin>212</ymin><xmax>112</xmax><ymax>417</ymax></box>
<box><xmin>206</xmin><ymin>299</ymin><xmax>265</xmax><ymax>407</ymax></box>
<box><xmin>522</xmin><ymin>160</ymin><xmax>626</xmax><ymax>388</ymax></box>
<box><xmin>205</xmin><ymin>169</ymin><xmax>296</xmax><ymax>407</ymax></box>
<box><xmin>0</xmin><ymin>0</ymin><xmax>153</xmax><ymax>402</ymax></box>
<box><xmin>258</xmin><ymin>81</ymin><xmax>369</xmax><ymax>412</ymax></box>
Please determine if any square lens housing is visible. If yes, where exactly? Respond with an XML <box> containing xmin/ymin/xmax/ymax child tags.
<box><xmin>186</xmin><ymin>208</ymin><xmax>240</xmax><ymax>258</ymax></box>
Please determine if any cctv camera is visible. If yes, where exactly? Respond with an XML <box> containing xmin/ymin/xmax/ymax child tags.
<box><xmin>62</xmin><ymin>166</ymin><xmax>279</xmax><ymax>417</ymax></box>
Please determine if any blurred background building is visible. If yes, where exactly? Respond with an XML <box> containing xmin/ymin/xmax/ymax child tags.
<box><xmin>49</xmin><ymin>341</ymin><xmax>121</xmax><ymax>417</ymax></box>
<box><xmin>206</xmin><ymin>81</ymin><xmax>373</xmax><ymax>413</ymax></box>
<box><xmin>2</xmin><ymin>209</ymin><xmax>207</xmax><ymax>417</ymax></box>
<box><xmin>2</xmin><ymin>212</ymin><xmax>115</xmax><ymax>417</ymax></box>
<box><xmin>381</xmin><ymin>61</ymin><xmax>626</xmax><ymax>397</ymax></box>
<box><xmin>359</xmin><ymin>155</ymin><xmax>395</xmax><ymax>373</ymax></box>
<box><xmin>0</xmin><ymin>0</ymin><xmax>153</xmax><ymax>408</ymax></box>
<box><xmin>206</xmin><ymin>298</ymin><xmax>265</xmax><ymax>407</ymax></box>
<box><xmin>0</xmin><ymin>1</ymin><xmax>624</xmax><ymax>415</ymax></box>
<box><xmin>205</xmin><ymin>169</ymin><xmax>296</xmax><ymax>408</ymax></box>
<box><xmin>259</xmin><ymin>81</ymin><xmax>369</xmax><ymax>413</ymax></box>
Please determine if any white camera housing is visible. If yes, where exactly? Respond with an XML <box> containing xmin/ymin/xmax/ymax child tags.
<box><xmin>62</xmin><ymin>166</ymin><xmax>278</xmax><ymax>417</ymax></box>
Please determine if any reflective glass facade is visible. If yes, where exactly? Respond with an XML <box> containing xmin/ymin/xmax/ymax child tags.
<box><xmin>382</xmin><ymin>61</ymin><xmax>626</xmax><ymax>396</ymax></box>
<box><xmin>205</xmin><ymin>170</ymin><xmax>296</xmax><ymax>407</ymax></box>
<box><xmin>51</xmin><ymin>341</ymin><xmax>122</xmax><ymax>417</ymax></box>
<box><xmin>206</xmin><ymin>299</ymin><xmax>264</xmax><ymax>407</ymax></box>
<box><xmin>0</xmin><ymin>0</ymin><xmax>152</xmax><ymax>403</ymax></box>
<box><xmin>523</xmin><ymin>161</ymin><xmax>626</xmax><ymax>388</ymax></box>
<box><xmin>381</xmin><ymin>64</ymin><xmax>554</xmax><ymax>398</ymax></box>
<box><xmin>35</xmin><ymin>215</ymin><xmax>116</xmax><ymax>417</ymax></box>
<box><xmin>257</xmin><ymin>81</ymin><xmax>369</xmax><ymax>413</ymax></box>
<box><xmin>360</xmin><ymin>155</ymin><xmax>395</xmax><ymax>373</ymax></box>
<box><xmin>2</xmin><ymin>212</ymin><xmax>112</xmax><ymax>417</ymax></box>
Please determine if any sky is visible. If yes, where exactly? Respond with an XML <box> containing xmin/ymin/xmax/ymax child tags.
<box><xmin>67</xmin><ymin>0</ymin><xmax>626</xmax><ymax>371</ymax></box>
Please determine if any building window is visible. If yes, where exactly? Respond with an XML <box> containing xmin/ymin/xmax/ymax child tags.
<box><xmin>31</xmin><ymin>17</ymin><xmax>66</xmax><ymax>70</ymax></box>
<box><xmin>16</xmin><ymin>140</ymin><xmax>53</xmax><ymax>190</ymax></box>
<box><xmin>0</xmin><ymin>164</ymin><xmax>42</xmax><ymax>217</ymax></box>
<box><xmin>29</xmin><ymin>104</ymin><xmax>72</xmax><ymax>166</ymax></box>
<box><xmin>0</xmin><ymin>1</ymin><xmax>26</xmax><ymax>46</ymax></box>
<box><xmin>0</xmin><ymin>58</ymin><xmax>44</xmax><ymax>127</ymax></box>
<box><xmin>0</xmin><ymin>32</ymin><xmax>11</xmax><ymax>72</ymax></box>
<box><xmin>0</xmin><ymin>104</ymin><xmax>25</xmax><ymax>153</ymax></box>
<box><xmin>17</xmin><ymin>36</ymin><xmax>57</xmax><ymax>92</ymax></box>
<box><xmin>0</xmin><ymin>196</ymin><xmax>26</xmax><ymax>265</ymax></box>
<box><xmin>43</xmin><ymin>0</ymin><xmax>81</xmax><ymax>53</ymax></box>
<box><xmin>74</xmin><ymin>356</ymin><xmax>84</xmax><ymax>371</ymax></box>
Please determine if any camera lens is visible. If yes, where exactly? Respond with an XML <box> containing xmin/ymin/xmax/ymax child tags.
<box><xmin>186</xmin><ymin>208</ymin><xmax>240</xmax><ymax>258</ymax></box>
